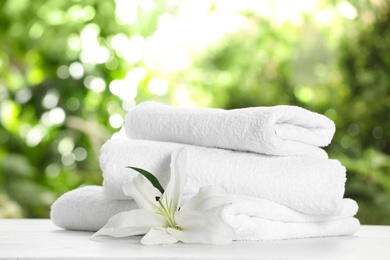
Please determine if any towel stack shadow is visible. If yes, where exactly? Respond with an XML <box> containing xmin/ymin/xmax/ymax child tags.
<box><xmin>51</xmin><ymin>102</ymin><xmax>360</xmax><ymax>240</ymax></box>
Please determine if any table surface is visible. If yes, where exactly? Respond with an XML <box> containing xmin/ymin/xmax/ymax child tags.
<box><xmin>0</xmin><ymin>219</ymin><xmax>389</xmax><ymax>260</ymax></box>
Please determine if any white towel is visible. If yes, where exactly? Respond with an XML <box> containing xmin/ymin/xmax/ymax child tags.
<box><xmin>225</xmin><ymin>215</ymin><xmax>360</xmax><ymax>241</ymax></box>
<box><xmin>101</xmin><ymin>139</ymin><xmax>346</xmax><ymax>215</ymax></box>
<box><xmin>50</xmin><ymin>186</ymin><xmax>360</xmax><ymax>241</ymax></box>
<box><xmin>229</xmin><ymin>195</ymin><xmax>358</xmax><ymax>223</ymax></box>
<box><xmin>50</xmin><ymin>186</ymin><xmax>135</xmax><ymax>231</ymax></box>
<box><xmin>124</xmin><ymin>102</ymin><xmax>335</xmax><ymax>158</ymax></box>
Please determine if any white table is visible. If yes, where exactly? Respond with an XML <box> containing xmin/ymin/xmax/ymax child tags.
<box><xmin>0</xmin><ymin>219</ymin><xmax>389</xmax><ymax>260</ymax></box>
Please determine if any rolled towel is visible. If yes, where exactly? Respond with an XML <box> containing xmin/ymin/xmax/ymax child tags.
<box><xmin>50</xmin><ymin>186</ymin><xmax>135</xmax><ymax>231</ymax></box>
<box><xmin>100</xmin><ymin>139</ymin><xmax>346</xmax><ymax>215</ymax></box>
<box><xmin>50</xmin><ymin>186</ymin><xmax>360</xmax><ymax>241</ymax></box>
<box><xmin>124</xmin><ymin>102</ymin><xmax>335</xmax><ymax>158</ymax></box>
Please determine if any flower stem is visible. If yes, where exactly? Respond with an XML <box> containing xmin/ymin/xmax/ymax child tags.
<box><xmin>157</xmin><ymin>199</ymin><xmax>181</xmax><ymax>230</ymax></box>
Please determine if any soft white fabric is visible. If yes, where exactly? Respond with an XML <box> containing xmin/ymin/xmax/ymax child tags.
<box><xmin>124</xmin><ymin>102</ymin><xmax>335</xmax><ymax>158</ymax></box>
<box><xmin>50</xmin><ymin>186</ymin><xmax>360</xmax><ymax>241</ymax></box>
<box><xmin>100</xmin><ymin>139</ymin><xmax>346</xmax><ymax>215</ymax></box>
<box><xmin>226</xmin><ymin>215</ymin><xmax>360</xmax><ymax>241</ymax></box>
<box><xmin>229</xmin><ymin>195</ymin><xmax>358</xmax><ymax>223</ymax></box>
<box><xmin>50</xmin><ymin>186</ymin><xmax>135</xmax><ymax>231</ymax></box>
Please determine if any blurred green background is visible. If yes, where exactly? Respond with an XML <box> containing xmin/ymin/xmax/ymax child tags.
<box><xmin>0</xmin><ymin>0</ymin><xmax>389</xmax><ymax>224</ymax></box>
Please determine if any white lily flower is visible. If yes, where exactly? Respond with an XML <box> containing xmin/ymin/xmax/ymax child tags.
<box><xmin>92</xmin><ymin>148</ymin><xmax>234</xmax><ymax>245</ymax></box>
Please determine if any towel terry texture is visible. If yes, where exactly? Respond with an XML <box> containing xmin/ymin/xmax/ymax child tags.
<box><xmin>124</xmin><ymin>102</ymin><xmax>336</xmax><ymax>158</ymax></box>
<box><xmin>100</xmin><ymin>138</ymin><xmax>346</xmax><ymax>215</ymax></box>
<box><xmin>51</xmin><ymin>186</ymin><xmax>360</xmax><ymax>241</ymax></box>
<box><xmin>50</xmin><ymin>102</ymin><xmax>359</xmax><ymax>241</ymax></box>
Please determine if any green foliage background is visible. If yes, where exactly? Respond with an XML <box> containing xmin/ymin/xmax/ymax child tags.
<box><xmin>0</xmin><ymin>0</ymin><xmax>389</xmax><ymax>224</ymax></box>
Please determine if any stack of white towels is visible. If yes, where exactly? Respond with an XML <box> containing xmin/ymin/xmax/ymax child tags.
<box><xmin>51</xmin><ymin>102</ymin><xmax>360</xmax><ymax>241</ymax></box>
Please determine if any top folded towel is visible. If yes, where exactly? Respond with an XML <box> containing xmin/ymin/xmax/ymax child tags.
<box><xmin>125</xmin><ymin>102</ymin><xmax>335</xmax><ymax>158</ymax></box>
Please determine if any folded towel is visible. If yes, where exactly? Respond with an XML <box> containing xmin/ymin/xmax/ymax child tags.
<box><xmin>229</xmin><ymin>196</ymin><xmax>358</xmax><ymax>223</ymax></box>
<box><xmin>50</xmin><ymin>186</ymin><xmax>360</xmax><ymax>241</ymax></box>
<box><xmin>124</xmin><ymin>102</ymin><xmax>335</xmax><ymax>158</ymax></box>
<box><xmin>225</xmin><ymin>215</ymin><xmax>360</xmax><ymax>241</ymax></box>
<box><xmin>101</xmin><ymin>139</ymin><xmax>346</xmax><ymax>215</ymax></box>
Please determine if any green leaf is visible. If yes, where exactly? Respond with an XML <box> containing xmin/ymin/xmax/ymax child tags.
<box><xmin>126</xmin><ymin>166</ymin><xmax>165</xmax><ymax>194</ymax></box>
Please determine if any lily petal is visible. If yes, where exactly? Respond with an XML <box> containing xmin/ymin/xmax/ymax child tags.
<box><xmin>167</xmin><ymin>210</ymin><xmax>234</xmax><ymax>245</ymax></box>
<box><xmin>181</xmin><ymin>186</ymin><xmax>231</xmax><ymax>212</ymax></box>
<box><xmin>141</xmin><ymin>227</ymin><xmax>179</xmax><ymax>245</ymax></box>
<box><xmin>162</xmin><ymin>148</ymin><xmax>187</xmax><ymax>211</ymax></box>
<box><xmin>123</xmin><ymin>174</ymin><xmax>162</xmax><ymax>212</ymax></box>
<box><xmin>91</xmin><ymin>209</ymin><xmax>167</xmax><ymax>239</ymax></box>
